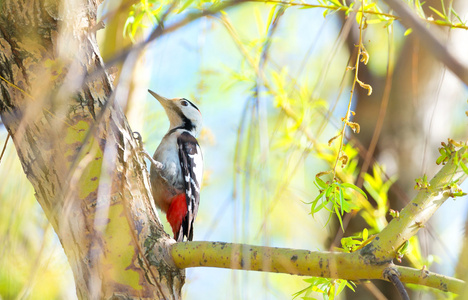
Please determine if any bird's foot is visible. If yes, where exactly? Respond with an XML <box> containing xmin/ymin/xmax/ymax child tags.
<box><xmin>133</xmin><ymin>131</ymin><xmax>164</xmax><ymax>170</ymax></box>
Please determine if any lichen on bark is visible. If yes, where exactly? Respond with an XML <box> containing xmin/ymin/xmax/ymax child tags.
<box><xmin>0</xmin><ymin>0</ymin><xmax>183</xmax><ymax>298</ymax></box>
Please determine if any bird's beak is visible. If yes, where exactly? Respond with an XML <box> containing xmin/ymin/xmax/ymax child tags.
<box><xmin>148</xmin><ymin>90</ymin><xmax>170</xmax><ymax>107</ymax></box>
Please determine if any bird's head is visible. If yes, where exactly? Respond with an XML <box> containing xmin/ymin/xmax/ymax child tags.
<box><xmin>149</xmin><ymin>90</ymin><xmax>202</xmax><ymax>136</ymax></box>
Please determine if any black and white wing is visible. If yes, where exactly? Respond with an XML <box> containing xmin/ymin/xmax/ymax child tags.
<box><xmin>177</xmin><ymin>131</ymin><xmax>203</xmax><ymax>241</ymax></box>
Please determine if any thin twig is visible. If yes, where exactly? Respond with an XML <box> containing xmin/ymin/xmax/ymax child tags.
<box><xmin>0</xmin><ymin>132</ymin><xmax>10</xmax><ymax>164</ymax></box>
<box><xmin>357</xmin><ymin>22</ymin><xmax>395</xmax><ymax>187</ymax></box>
<box><xmin>332</xmin><ymin>0</ymin><xmax>365</xmax><ymax>178</ymax></box>
<box><xmin>248</xmin><ymin>0</ymin><xmax>468</xmax><ymax>30</ymax></box>
<box><xmin>254</xmin><ymin>4</ymin><xmax>285</xmax><ymax>241</ymax></box>
<box><xmin>84</xmin><ymin>0</ymin><xmax>247</xmax><ymax>84</ymax></box>
<box><xmin>362</xmin><ymin>281</ymin><xmax>388</xmax><ymax>300</ymax></box>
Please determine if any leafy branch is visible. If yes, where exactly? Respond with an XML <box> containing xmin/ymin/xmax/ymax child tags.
<box><xmin>367</xmin><ymin>146</ymin><xmax>467</xmax><ymax>262</ymax></box>
<box><xmin>330</xmin><ymin>0</ymin><xmax>368</xmax><ymax>176</ymax></box>
<box><xmin>248</xmin><ymin>0</ymin><xmax>468</xmax><ymax>30</ymax></box>
<box><xmin>314</xmin><ymin>0</ymin><xmax>371</xmax><ymax>229</ymax></box>
<box><xmin>168</xmin><ymin>146</ymin><xmax>468</xmax><ymax>295</ymax></box>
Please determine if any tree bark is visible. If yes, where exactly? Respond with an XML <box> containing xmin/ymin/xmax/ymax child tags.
<box><xmin>0</xmin><ymin>0</ymin><xmax>183</xmax><ymax>299</ymax></box>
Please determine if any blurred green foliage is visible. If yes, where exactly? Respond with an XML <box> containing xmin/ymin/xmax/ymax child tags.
<box><xmin>0</xmin><ymin>132</ymin><xmax>75</xmax><ymax>299</ymax></box>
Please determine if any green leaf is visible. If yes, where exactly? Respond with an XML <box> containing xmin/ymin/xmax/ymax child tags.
<box><xmin>440</xmin><ymin>0</ymin><xmax>447</xmax><ymax>17</ymax></box>
<box><xmin>342</xmin><ymin>200</ymin><xmax>359</xmax><ymax>212</ymax></box>
<box><xmin>341</xmin><ymin>182</ymin><xmax>368</xmax><ymax>199</ymax></box>
<box><xmin>328</xmin><ymin>0</ymin><xmax>342</xmax><ymax>7</ymax></box>
<box><xmin>404</xmin><ymin>28</ymin><xmax>413</xmax><ymax>36</ymax></box>
<box><xmin>329</xmin><ymin>282</ymin><xmax>336</xmax><ymax>300</ymax></box>
<box><xmin>339</xmin><ymin>186</ymin><xmax>344</xmax><ymax>214</ymax></box>
<box><xmin>340</xmin><ymin>199</ymin><xmax>352</xmax><ymax>213</ymax></box>
<box><xmin>178</xmin><ymin>0</ymin><xmax>195</xmax><ymax>13</ymax></box>
<box><xmin>323</xmin><ymin>8</ymin><xmax>329</xmax><ymax>18</ymax></box>
<box><xmin>434</xmin><ymin>20</ymin><xmax>449</xmax><ymax>25</ymax></box>
<box><xmin>315</xmin><ymin>177</ymin><xmax>328</xmax><ymax>189</ymax></box>
<box><xmin>460</xmin><ymin>161</ymin><xmax>468</xmax><ymax>175</ymax></box>
<box><xmin>356</xmin><ymin>11</ymin><xmax>362</xmax><ymax>25</ymax></box>
<box><xmin>336</xmin><ymin>280</ymin><xmax>348</xmax><ymax>295</ymax></box>
<box><xmin>436</xmin><ymin>155</ymin><xmax>444</xmax><ymax>165</ymax></box>
<box><xmin>397</xmin><ymin>240</ymin><xmax>410</xmax><ymax>255</ymax></box>
<box><xmin>311</xmin><ymin>191</ymin><xmax>325</xmax><ymax>215</ymax></box>
<box><xmin>335</xmin><ymin>205</ymin><xmax>344</xmax><ymax>231</ymax></box>
<box><xmin>363</xmin><ymin>3</ymin><xmax>377</xmax><ymax>11</ymax></box>
<box><xmin>429</xmin><ymin>6</ymin><xmax>447</xmax><ymax>20</ymax></box>
<box><xmin>325</xmin><ymin>185</ymin><xmax>333</xmax><ymax>199</ymax></box>
<box><xmin>311</xmin><ymin>200</ymin><xmax>325</xmax><ymax>215</ymax></box>
<box><xmin>346</xmin><ymin>280</ymin><xmax>356</xmax><ymax>292</ymax></box>
<box><xmin>451</xmin><ymin>7</ymin><xmax>465</xmax><ymax>24</ymax></box>
<box><xmin>265</xmin><ymin>5</ymin><xmax>277</xmax><ymax>35</ymax></box>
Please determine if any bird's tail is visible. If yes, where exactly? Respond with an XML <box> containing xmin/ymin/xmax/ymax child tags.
<box><xmin>166</xmin><ymin>193</ymin><xmax>187</xmax><ymax>242</ymax></box>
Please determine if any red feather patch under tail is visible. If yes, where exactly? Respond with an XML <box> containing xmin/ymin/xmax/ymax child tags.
<box><xmin>166</xmin><ymin>193</ymin><xmax>187</xmax><ymax>241</ymax></box>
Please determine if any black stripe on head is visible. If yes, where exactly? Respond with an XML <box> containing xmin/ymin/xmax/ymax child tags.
<box><xmin>170</xmin><ymin>102</ymin><xmax>195</xmax><ymax>132</ymax></box>
<box><xmin>182</xmin><ymin>98</ymin><xmax>199</xmax><ymax>112</ymax></box>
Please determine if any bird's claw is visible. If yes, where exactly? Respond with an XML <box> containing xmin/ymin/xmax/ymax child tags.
<box><xmin>133</xmin><ymin>131</ymin><xmax>164</xmax><ymax>170</ymax></box>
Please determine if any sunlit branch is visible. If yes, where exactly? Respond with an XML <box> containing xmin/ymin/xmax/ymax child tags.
<box><xmin>365</xmin><ymin>147</ymin><xmax>467</xmax><ymax>262</ymax></box>
<box><xmin>170</xmin><ymin>147</ymin><xmax>468</xmax><ymax>295</ymax></box>
<box><xmin>248</xmin><ymin>0</ymin><xmax>468</xmax><ymax>30</ymax></box>
<box><xmin>170</xmin><ymin>241</ymin><xmax>465</xmax><ymax>293</ymax></box>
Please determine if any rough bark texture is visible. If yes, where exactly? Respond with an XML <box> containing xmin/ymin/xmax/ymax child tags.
<box><xmin>0</xmin><ymin>0</ymin><xmax>183</xmax><ymax>298</ymax></box>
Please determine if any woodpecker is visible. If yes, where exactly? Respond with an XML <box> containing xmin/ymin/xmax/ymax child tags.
<box><xmin>148</xmin><ymin>90</ymin><xmax>203</xmax><ymax>242</ymax></box>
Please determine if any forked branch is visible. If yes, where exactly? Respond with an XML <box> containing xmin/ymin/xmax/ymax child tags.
<box><xmin>168</xmin><ymin>147</ymin><xmax>468</xmax><ymax>294</ymax></box>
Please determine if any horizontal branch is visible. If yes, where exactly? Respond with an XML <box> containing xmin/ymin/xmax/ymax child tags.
<box><xmin>172</xmin><ymin>242</ymin><xmax>365</xmax><ymax>278</ymax></box>
<box><xmin>248</xmin><ymin>0</ymin><xmax>468</xmax><ymax>30</ymax></box>
<box><xmin>396</xmin><ymin>265</ymin><xmax>464</xmax><ymax>293</ymax></box>
<box><xmin>170</xmin><ymin>241</ymin><xmax>464</xmax><ymax>293</ymax></box>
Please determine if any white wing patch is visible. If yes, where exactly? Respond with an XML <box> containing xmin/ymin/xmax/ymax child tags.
<box><xmin>189</xmin><ymin>145</ymin><xmax>203</xmax><ymax>191</ymax></box>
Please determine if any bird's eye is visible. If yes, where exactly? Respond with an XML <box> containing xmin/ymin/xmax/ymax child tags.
<box><xmin>181</xmin><ymin>100</ymin><xmax>188</xmax><ymax>106</ymax></box>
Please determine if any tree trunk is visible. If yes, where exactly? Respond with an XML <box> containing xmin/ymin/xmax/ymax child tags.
<box><xmin>0</xmin><ymin>0</ymin><xmax>183</xmax><ymax>298</ymax></box>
